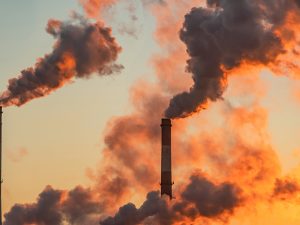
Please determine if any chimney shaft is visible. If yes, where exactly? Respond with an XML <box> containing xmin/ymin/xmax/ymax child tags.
<box><xmin>160</xmin><ymin>118</ymin><xmax>173</xmax><ymax>199</ymax></box>
<box><xmin>0</xmin><ymin>106</ymin><xmax>2</xmax><ymax>225</ymax></box>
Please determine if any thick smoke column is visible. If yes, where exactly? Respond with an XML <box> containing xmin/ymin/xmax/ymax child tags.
<box><xmin>0</xmin><ymin>17</ymin><xmax>123</xmax><ymax>107</ymax></box>
<box><xmin>165</xmin><ymin>0</ymin><xmax>299</xmax><ymax>118</ymax></box>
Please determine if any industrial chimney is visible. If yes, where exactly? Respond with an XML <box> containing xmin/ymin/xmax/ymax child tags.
<box><xmin>160</xmin><ymin>118</ymin><xmax>173</xmax><ymax>199</ymax></box>
<box><xmin>0</xmin><ymin>106</ymin><xmax>2</xmax><ymax>225</ymax></box>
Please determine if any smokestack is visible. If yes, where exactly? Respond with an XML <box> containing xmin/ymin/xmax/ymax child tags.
<box><xmin>0</xmin><ymin>106</ymin><xmax>2</xmax><ymax>225</ymax></box>
<box><xmin>160</xmin><ymin>118</ymin><xmax>173</xmax><ymax>199</ymax></box>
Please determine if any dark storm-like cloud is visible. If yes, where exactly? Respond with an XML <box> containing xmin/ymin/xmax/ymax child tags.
<box><xmin>165</xmin><ymin>0</ymin><xmax>298</xmax><ymax>118</ymax></box>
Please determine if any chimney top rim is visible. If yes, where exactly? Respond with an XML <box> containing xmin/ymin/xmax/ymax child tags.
<box><xmin>161</xmin><ymin>118</ymin><xmax>171</xmax><ymax>126</ymax></box>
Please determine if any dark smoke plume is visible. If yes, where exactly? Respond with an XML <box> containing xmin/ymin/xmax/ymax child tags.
<box><xmin>174</xmin><ymin>175</ymin><xmax>240</xmax><ymax>218</ymax></box>
<box><xmin>100</xmin><ymin>191</ymin><xmax>172</xmax><ymax>225</ymax></box>
<box><xmin>165</xmin><ymin>0</ymin><xmax>298</xmax><ymax>118</ymax></box>
<box><xmin>62</xmin><ymin>186</ymin><xmax>102</xmax><ymax>224</ymax></box>
<box><xmin>0</xmin><ymin>16</ymin><xmax>123</xmax><ymax>107</ymax></box>
<box><xmin>4</xmin><ymin>186</ymin><xmax>63</xmax><ymax>225</ymax></box>
<box><xmin>4</xmin><ymin>186</ymin><xmax>102</xmax><ymax>225</ymax></box>
<box><xmin>99</xmin><ymin>174</ymin><xmax>241</xmax><ymax>225</ymax></box>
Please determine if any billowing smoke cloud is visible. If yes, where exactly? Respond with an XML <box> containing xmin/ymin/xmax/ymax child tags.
<box><xmin>100</xmin><ymin>174</ymin><xmax>241</xmax><ymax>225</ymax></box>
<box><xmin>100</xmin><ymin>191</ymin><xmax>172</xmax><ymax>225</ymax></box>
<box><xmin>4</xmin><ymin>186</ymin><xmax>62</xmax><ymax>225</ymax></box>
<box><xmin>174</xmin><ymin>175</ymin><xmax>240</xmax><ymax>218</ymax></box>
<box><xmin>0</xmin><ymin>16</ymin><xmax>122</xmax><ymax>107</ymax></box>
<box><xmin>4</xmin><ymin>186</ymin><xmax>102</xmax><ymax>225</ymax></box>
<box><xmin>165</xmin><ymin>0</ymin><xmax>299</xmax><ymax>118</ymax></box>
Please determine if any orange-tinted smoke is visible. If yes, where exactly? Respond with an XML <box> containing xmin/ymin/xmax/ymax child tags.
<box><xmin>0</xmin><ymin>17</ymin><xmax>123</xmax><ymax>107</ymax></box>
<box><xmin>79</xmin><ymin>0</ymin><xmax>117</xmax><ymax>18</ymax></box>
<box><xmin>164</xmin><ymin>0</ymin><xmax>300</xmax><ymax>119</ymax></box>
<box><xmin>270</xmin><ymin>9</ymin><xmax>300</xmax><ymax>79</ymax></box>
<box><xmin>79</xmin><ymin>0</ymin><xmax>167</xmax><ymax>19</ymax></box>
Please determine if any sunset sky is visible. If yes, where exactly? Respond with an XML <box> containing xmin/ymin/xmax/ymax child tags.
<box><xmin>1</xmin><ymin>0</ymin><xmax>300</xmax><ymax>224</ymax></box>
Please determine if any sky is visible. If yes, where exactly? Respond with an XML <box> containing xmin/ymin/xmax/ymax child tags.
<box><xmin>1</xmin><ymin>0</ymin><xmax>300</xmax><ymax>224</ymax></box>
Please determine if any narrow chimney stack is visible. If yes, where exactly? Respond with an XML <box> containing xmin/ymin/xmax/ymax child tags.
<box><xmin>160</xmin><ymin>118</ymin><xmax>173</xmax><ymax>199</ymax></box>
<box><xmin>0</xmin><ymin>106</ymin><xmax>2</xmax><ymax>225</ymax></box>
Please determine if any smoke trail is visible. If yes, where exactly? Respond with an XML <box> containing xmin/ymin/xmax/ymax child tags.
<box><xmin>0</xmin><ymin>0</ymin><xmax>168</xmax><ymax>107</ymax></box>
<box><xmin>0</xmin><ymin>16</ymin><xmax>123</xmax><ymax>107</ymax></box>
<box><xmin>165</xmin><ymin>0</ymin><xmax>300</xmax><ymax>118</ymax></box>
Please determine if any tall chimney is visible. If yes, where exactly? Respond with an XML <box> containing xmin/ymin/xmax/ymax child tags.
<box><xmin>160</xmin><ymin>118</ymin><xmax>173</xmax><ymax>199</ymax></box>
<box><xmin>0</xmin><ymin>106</ymin><xmax>2</xmax><ymax>225</ymax></box>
